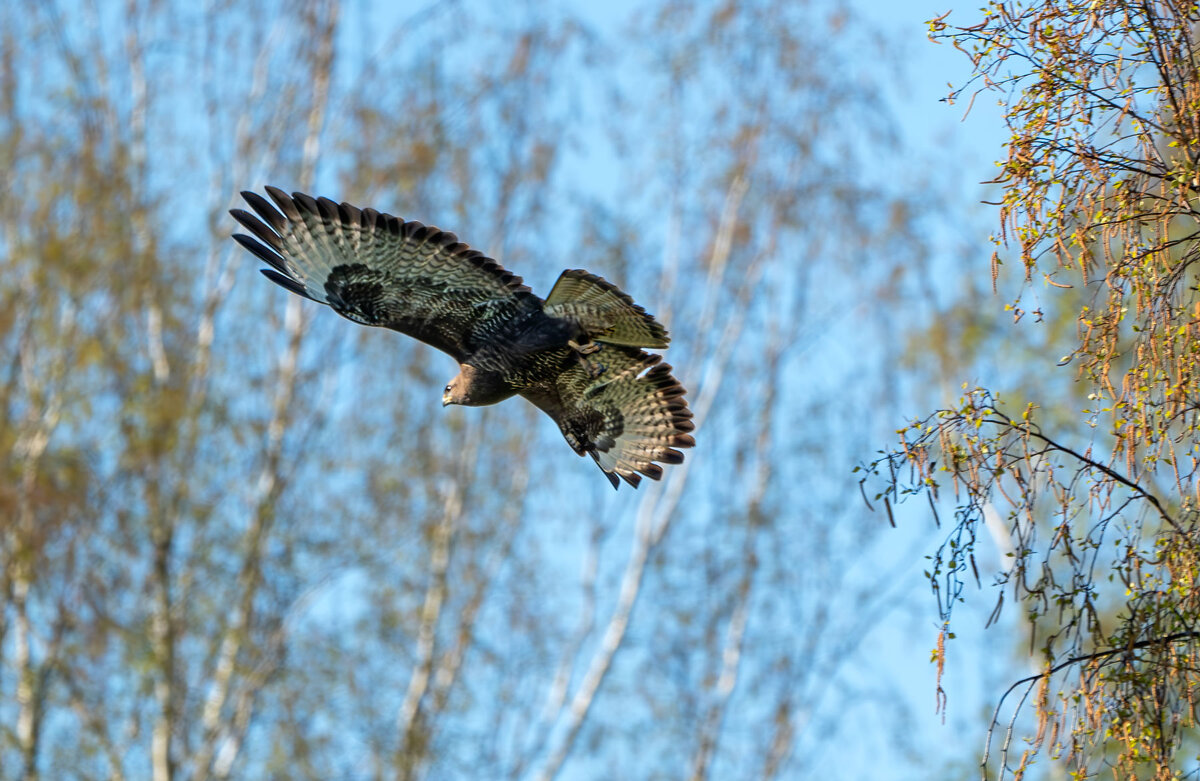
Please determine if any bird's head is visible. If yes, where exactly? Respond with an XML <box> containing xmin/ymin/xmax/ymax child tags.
<box><xmin>442</xmin><ymin>365</ymin><xmax>476</xmax><ymax>407</ymax></box>
<box><xmin>442</xmin><ymin>364</ymin><xmax>512</xmax><ymax>407</ymax></box>
<box><xmin>442</xmin><ymin>376</ymin><xmax>465</xmax><ymax>407</ymax></box>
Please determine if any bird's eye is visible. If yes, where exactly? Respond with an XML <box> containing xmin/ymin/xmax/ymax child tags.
<box><xmin>444</xmin><ymin>385</ymin><xmax>452</xmax><ymax>393</ymax></box>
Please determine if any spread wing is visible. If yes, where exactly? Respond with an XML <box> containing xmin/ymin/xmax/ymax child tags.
<box><xmin>230</xmin><ymin>187</ymin><xmax>534</xmax><ymax>361</ymax></box>
<box><xmin>523</xmin><ymin>347</ymin><xmax>695</xmax><ymax>488</ymax></box>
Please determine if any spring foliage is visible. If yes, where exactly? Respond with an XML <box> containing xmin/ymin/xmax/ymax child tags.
<box><xmin>871</xmin><ymin>2</ymin><xmax>1200</xmax><ymax>778</ymax></box>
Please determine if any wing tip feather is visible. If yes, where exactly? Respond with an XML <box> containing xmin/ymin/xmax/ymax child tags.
<box><xmin>232</xmin><ymin>233</ymin><xmax>289</xmax><ymax>274</ymax></box>
<box><xmin>260</xmin><ymin>268</ymin><xmax>314</xmax><ymax>300</ymax></box>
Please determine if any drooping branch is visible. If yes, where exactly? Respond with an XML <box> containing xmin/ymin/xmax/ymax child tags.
<box><xmin>982</xmin><ymin>630</ymin><xmax>1200</xmax><ymax>781</ymax></box>
<box><xmin>980</xmin><ymin>410</ymin><xmax>1180</xmax><ymax>533</ymax></box>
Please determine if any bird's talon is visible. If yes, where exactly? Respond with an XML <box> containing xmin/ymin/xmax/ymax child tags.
<box><xmin>568</xmin><ymin>338</ymin><xmax>601</xmax><ymax>356</ymax></box>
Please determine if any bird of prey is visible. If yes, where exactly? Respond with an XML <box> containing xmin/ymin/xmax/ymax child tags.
<box><xmin>230</xmin><ymin>187</ymin><xmax>694</xmax><ymax>488</ymax></box>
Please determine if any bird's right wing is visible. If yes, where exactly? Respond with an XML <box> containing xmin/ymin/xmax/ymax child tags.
<box><xmin>231</xmin><ymin>187</ymin><xmax>534</xmax><ymax>361</ymax></box>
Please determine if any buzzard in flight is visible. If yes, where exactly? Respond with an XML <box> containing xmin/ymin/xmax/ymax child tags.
<box><xmin>230</xmin><ymin>187</ymin><xmax>694</xmax><ymax>488</ymax></box>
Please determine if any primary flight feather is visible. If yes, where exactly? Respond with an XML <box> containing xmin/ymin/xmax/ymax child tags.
<box><xmin>230</xmin><ymin>187</ymin><xmax>694</xmax><ymax>488</ymax></box>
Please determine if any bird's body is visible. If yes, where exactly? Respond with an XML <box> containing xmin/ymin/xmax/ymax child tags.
<box><xmin>230</xmin><ymin>187</ymin><xmax>694</xmax><ymax>488</ymax></box>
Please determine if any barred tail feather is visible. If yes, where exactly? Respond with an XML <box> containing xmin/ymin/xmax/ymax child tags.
<box><xmin>583</xmin><ymin>360</ymin><xmax>695</xmax><ymax>488</ymax></box>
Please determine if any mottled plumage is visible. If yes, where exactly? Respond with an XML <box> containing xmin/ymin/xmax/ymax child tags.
<box><xmin>231</xmin><ymin>187</ymin><xmax>694</xmax><ymax>488</ymax></box>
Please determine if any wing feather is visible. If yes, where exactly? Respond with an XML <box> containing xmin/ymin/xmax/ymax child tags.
<box><xmin>543</xmin><ymin>269</ymin><xmax>670</xmax><ymax>348</ymax></box>
<box><xmin>231</xmin><ymin>232</ymin><xmax>289</xmax><ymax>275</ymax></box>
<box><xmin>231</xmin><ymin>188</ymin><xmax>534</xmax><ymax>360</ymax></box>
<box><xmin>260</xmin><ymin>268</ymin><xmax>313</xmax><ymax>300</ymax></box>
<box><xmin>240</xmin><ymin>191</ymin><xmax>288</xmax><ymax>233</ymax></box>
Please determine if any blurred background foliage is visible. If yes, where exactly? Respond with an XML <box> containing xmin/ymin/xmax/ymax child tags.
<box><xmin>0</xmin><ymin>0</ymin><xmax>1073</xmax><ymax>778</ymax></box>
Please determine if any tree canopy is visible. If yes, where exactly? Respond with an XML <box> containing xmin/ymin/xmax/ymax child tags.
<box><xmin>871</xmin><ymin>2</ymin><xmax>1200</xmax><ymax>778</ymax></box>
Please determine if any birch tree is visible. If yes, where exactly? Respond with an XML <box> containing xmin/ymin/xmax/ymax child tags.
<box><xmin>872</xmin><ymin>2</ymin><xmax>1200</xmax><ymax>777</ymax></box>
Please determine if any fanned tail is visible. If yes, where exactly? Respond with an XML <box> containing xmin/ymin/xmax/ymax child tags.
<box><xmin>532</xmin><ymin>347</ymin><xmax>694</xmax><ymax>489</ymax></box>
<box><xmin>586</xmin><ymin>358</ymin><xmax>694</xmax><ymax>488</ymax></box>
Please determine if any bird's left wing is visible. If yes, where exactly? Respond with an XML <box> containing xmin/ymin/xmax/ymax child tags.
<box><xmin>231</xmin><ymin>187</ymin><xmax>534</xmax><ymax>362</ymax></box>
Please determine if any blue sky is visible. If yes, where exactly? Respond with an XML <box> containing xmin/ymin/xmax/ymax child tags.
<box><xmin>329</xmin><ymin>1</ymin><xmax>1027</xmax><ymax>776</ymax></box>
<box><xmin>786</xmin><ymin>2</ymin><xmax>1026</xmax><ymax>776</ymax></box>
<box><xmin>288</xmin><ymin>0</ymin><xmax>1024</xmax><ymax>774</ymax></box>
